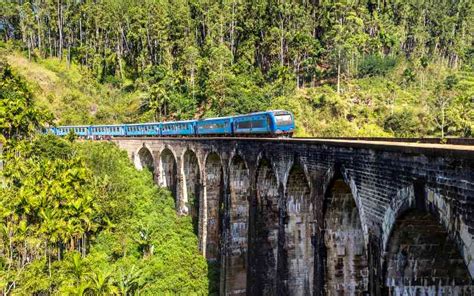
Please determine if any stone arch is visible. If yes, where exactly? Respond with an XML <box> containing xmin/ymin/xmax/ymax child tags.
<box><xmin>226</xmin><ymin>154</ymin><xmax>250</xmax><ymax>295</ymax></box>
<box><xmin>323</xmin><ymin>171</ymin><xmax>369</xmax><ymax>294</ymax></box>
<box><xmin>284</xmin><ymin>161</ymin><xmax>314</xmax><ymax>295</ymax></box>
<box><xmin>383</xmin><ymin>183</ymin><xmax>473</xmax><ymax>294</ymax></box>
<box><xmin>183</xmin><ymin>149</ymin><xmax>201</xmax><ymax>236</ymax></box>
<box><xmin>204</xmin><ymin>152</ymin><xmax>224</xmax><ymax>262</ymax></box>
<box><xmin>253</xmin><ymin>157</ymin><xmax>280</xmax><ymax>295</ymax></box>
<box><xmin>135</xmin><ymin>146</ymin><xmax>154</xmax><ymax>172</ymax></box>
<box><xmin>159</xmin><ymin>148</ymin><xmax>178</xmax><ymax>202</ymax></box>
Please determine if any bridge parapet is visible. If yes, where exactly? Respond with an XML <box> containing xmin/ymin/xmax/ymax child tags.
<box><xmin>113</xmin><ymin>137</ymin><xmax>474</xmax><ymax>295</ymax></box>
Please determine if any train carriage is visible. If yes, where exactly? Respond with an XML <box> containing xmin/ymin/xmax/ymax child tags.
<box><xmin>125</xmin><ymin>123</ymin><xmax>160</xmax><ymax>137</ymax></box>
<box><xmin>49</xmin><ymin>125</ymin><xmax>89</xmax><ymax>137</ymax></box>
<box><xmin>162</xmin><ymin>120</ymin><xmax>196</xmax><ymax>137</ymax></box>
<box><xmin>196</xmin><ymin>117</ymin><xmax>233</xmax><ymax>136</ymax></box>
<box><xmin>90</xmin><ymin>125</ymin><xmax>126</xmax><ymax>137</ymax></box>
<box><xmin>269</xmin><ymin>110</ymin><xmax>295</xmax><ymax>136</ymax></box>
<box><xmin>233</xmin><ymin>110</ymin><xmax>294</xmax><ymax>136</ymax></box>
<box><xmin>233</xmin><ymin>112</ymin><xmax>272</xmax><ymax>135</ymax></box>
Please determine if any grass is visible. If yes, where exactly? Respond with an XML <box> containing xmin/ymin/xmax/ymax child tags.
<box><xmin>5</xmin><ymin>52</ymin><xmax>141</xmax><ymax>126</ymax></box>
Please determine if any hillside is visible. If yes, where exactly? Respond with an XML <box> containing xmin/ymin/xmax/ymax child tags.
<box><xmin>4</xmin><ymin>51</ymin><xmax>141</xmax><ymax>125</ymax></box>
<box><xmin>3</xmin><ymin>47</ymin><xmax>473</xmax><ymax>137</ymax></box>
<box><xmin>1</xmin><ymin>0</ymin><xmax>473</xmax><ymax>137</ymax></box>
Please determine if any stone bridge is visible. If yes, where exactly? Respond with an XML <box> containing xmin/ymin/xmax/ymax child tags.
<box><xmin>112</xmin><ymin>137</ymin><xmax>474</xmax><ymax>296</ymax></box>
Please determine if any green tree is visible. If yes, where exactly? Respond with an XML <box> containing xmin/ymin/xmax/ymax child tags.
<box><xmin>0</xmin><ymin>60</ymin><xmax>49</xmax><ymax>140</ymax></box>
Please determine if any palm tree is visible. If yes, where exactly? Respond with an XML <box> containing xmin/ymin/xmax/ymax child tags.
<box><xmin>115</xmin><ymin>266</ymin><xmax>146</xmax><ymax>295</ymax></box>
<box><xmin>87</xmin><ymin>270</ymin><xmax>117</xmax><ymax>295</ymax></box>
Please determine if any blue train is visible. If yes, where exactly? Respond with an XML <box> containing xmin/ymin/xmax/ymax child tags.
<box><xmin>48</xmin><ymin>110</ymin><xmax>295</xmax><ymax>138</ymax></box>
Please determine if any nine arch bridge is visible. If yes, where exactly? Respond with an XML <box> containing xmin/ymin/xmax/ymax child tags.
<box><xmin>112</xmin><ymin>137</ymin><xmax>474</xmax><ymax>295</ymax></box>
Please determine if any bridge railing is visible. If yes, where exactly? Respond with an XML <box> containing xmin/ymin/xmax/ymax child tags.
<box><xmin>303</xmin><ymin>137</ymin><xmax>474</xmax><ymax>145</ymax></box>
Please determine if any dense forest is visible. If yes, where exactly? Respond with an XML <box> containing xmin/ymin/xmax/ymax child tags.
<box><xmin>0</xmin><ymin>61</ymin><xmax>209</xmax><ymax>294</ymax></box>
<box><xmin>1</xmin><ymin>0</ymin><xmax>473</xmax><ymax>137</ymax></box>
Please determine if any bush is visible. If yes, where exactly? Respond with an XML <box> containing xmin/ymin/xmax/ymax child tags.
<box><xmin>358</xmin><ymin>55</ymin><xmax>397</xmax><ymax>77</ymax></box>
<box><xmin>383</xmin><ymin>108</ymin><xmax>422</xmax><ymax>137</ymax></box>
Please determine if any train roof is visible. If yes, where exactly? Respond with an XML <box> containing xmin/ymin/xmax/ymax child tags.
<box><xmin>230</xmin><ymin>110</ymin><xmax>293</xmax><ymax>118</ymax></box>
<box><xmin>161</xmin><ymin>119</ymin><xmax>197</xmax><ymax>124</ymax></box>
<box><xmin>196</xmin><ymin>116</ymin><xmax>234</xmax><ymax>121</ymax></box>
<box><xmin>123</xmin><ymin>122</ymin><xmax>160</xmax><ymax>126</ymax></box>
<box><xmin>53</xmin><ymin>125</ymin><xmax>90</xmax><ymax>128</ymax></box>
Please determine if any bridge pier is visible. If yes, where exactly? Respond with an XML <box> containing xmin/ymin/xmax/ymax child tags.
<box><xmin>116</xmin><ymin>138</ymin><xmax>474</xmax><ymax>295</ymax></box>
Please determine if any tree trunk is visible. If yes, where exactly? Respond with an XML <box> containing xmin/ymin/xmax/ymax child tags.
<box><xmin>230</xmin><ymin>0</ymin><xmax>235</xmax><ymax>61</ymax></box>
<box><xmin>37</xmin><ymin>16</ymin><xmax>42</xmax><ymax>54</ymax></box>
<box><xmin>441</xmin><ymin>104</ymin><xmax>445</xmax><ymax>138</ymax></box>
<box><xmin>337</xmin><ymin>48</ymin><xmax>341</xmax><ymax>94</ymax></box>
<box><xmin>116</xmin><ymin>38</ymin><xmax>125</xmax><ymax>80</ymax></box>
<box><xmin>57</xmin><ymin>0</ymin><xmax>63</xmax><ymax>59</ymax></box>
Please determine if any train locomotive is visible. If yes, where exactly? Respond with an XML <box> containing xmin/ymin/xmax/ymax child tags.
<box><xmin>48</xmin><ymin>110</ymin><xmax>295</xmax><ymax>138</ymax></box>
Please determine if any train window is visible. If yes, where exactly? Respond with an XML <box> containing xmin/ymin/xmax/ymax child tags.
<box><xmin>237</xmin><ymin>121</ymin><xmax>252</xmax><ymax>129</ymax></box>
<box><xmin>200</xmin><ymin>122</ymin><xmax>226</xmax><ymax>129</ymax></box>
<box><xmin>252</xmin><ymin>120</ymin><xmax>265</xmax><ymax>128</ymax></box>
<box><xmin>275</xmin><ymin>114</ymin><xmax>292</xmax><ymax>126</ymax></box>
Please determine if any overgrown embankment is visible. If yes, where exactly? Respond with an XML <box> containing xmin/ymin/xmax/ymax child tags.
<box><xmin>0</xmin><ymin>60</ymin><xmax>208</xmax><ymax>294</ymax></box>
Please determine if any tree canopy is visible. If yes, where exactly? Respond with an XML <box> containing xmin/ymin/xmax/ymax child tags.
<box><xmin>1</xmin><ymin>0</ymin><xmax>472</xmax><ymax>137</ymax></box>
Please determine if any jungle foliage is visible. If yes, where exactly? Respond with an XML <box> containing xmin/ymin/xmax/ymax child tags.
<box><xmin>0</xmin><ymin>137</ymin><xmax>208</xmax><ymax>294</ymax></box>
<box><xmin>0</xmin><ymin>67</ymin><xmax>208</xmax><ymax>294</ymax></box>
<box><xmin>1</xmin><ymin>0</ymin><xmax>473</xmax><ymax>137</ymax></box>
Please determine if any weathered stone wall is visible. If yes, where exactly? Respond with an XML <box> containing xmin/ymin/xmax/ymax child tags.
<box><xmin>226</xmin><ymin>155</ymin><xmax>250</xmax><ymax>295</ymax></box>
<box><xmin>158</xmin><ymin>148</ymin><xmax>177</xmax><ymax>204</ymax></box>
<box><xmin>384</xmin><ymin>210</ymin><xmax>472</xmax><ymax>295</ymax></box>
<box><xmin>183</xmin><ymin>150</ymin><xmax>201</xmax><ymax>236</ymax></box>
<box><xmin>205</xmin><ymin>152</ymin><xmax>223</xmax><ymax>262</ymax></box>
<box><xmin>324</xmin><ymin>178</ymin><xmax>368</xmax><ymax>295</ymax></box>
<box><xmin>284</xmin><ymin>163</ymin><xmax>314</xmax><ymax>295</ymax></box>
<box><xmin>114</xmin><ymin>138</ymin><xmax>474</xmax><ymax>295</ymax></box>
<box><xmin>251</xmin><ymin>158</ymin><xmax>280</xmax><ymax>295</ymax></box>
